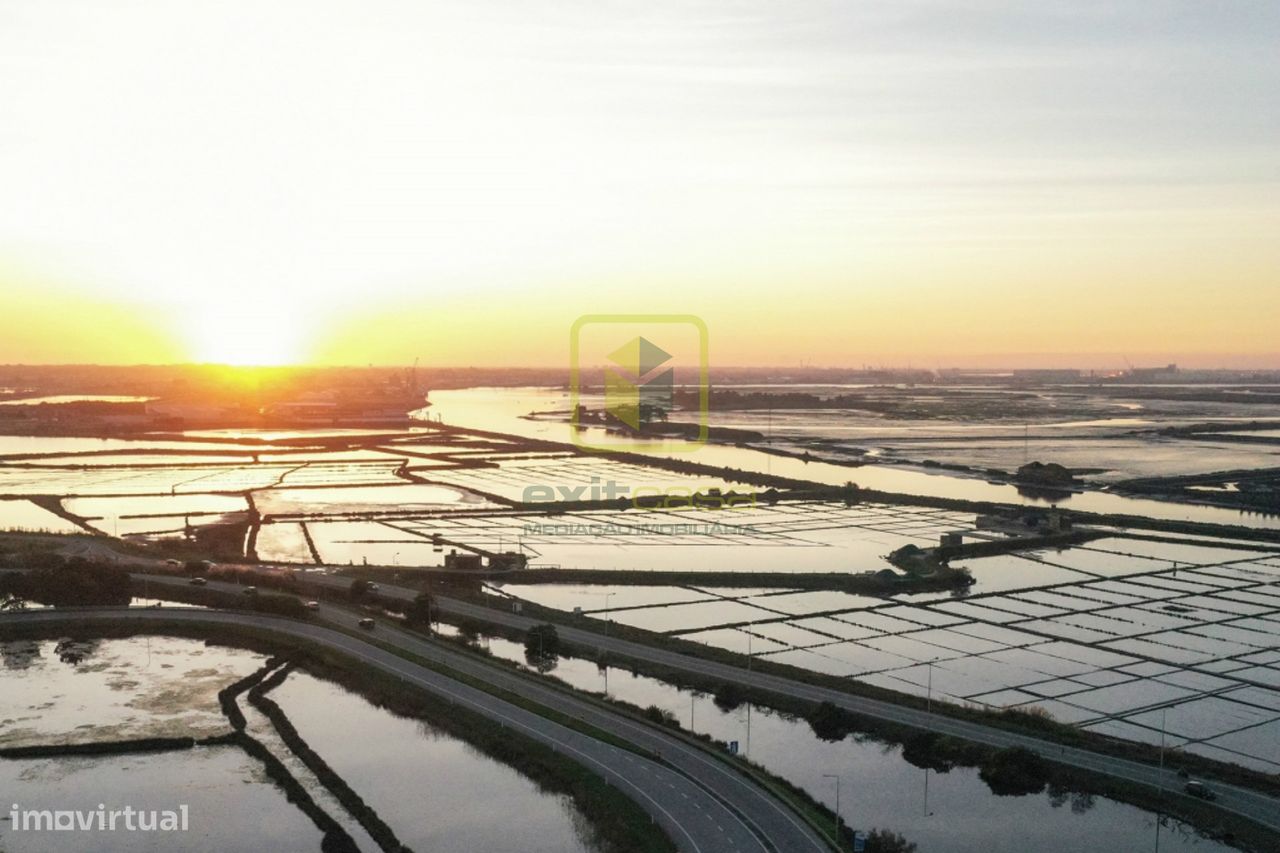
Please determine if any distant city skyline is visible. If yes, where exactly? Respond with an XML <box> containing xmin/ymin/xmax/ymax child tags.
<box><xmin>3</xmin><ymin>1</ymin><xmax>1278</xmax><ymax>367</ymax></box>
<box><xmin>4</xmin><ymin>355</ymin><xmax>1280</xmax><ymax>373</ymax></box>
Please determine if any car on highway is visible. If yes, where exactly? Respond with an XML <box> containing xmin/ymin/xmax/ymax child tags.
<box><xmin>1184</xmin><ymin>781</ymin><xmax>1217</xmax><ymax>801</ymax></box>
<box><xmin>304</xmin><ymin>600</ymin><xmax>320</xmax><ymax>611</ymax></box>
<box><xmin>367</xmin><ymin>582</ymin><xmax>380</xmax><ymax>591</ymax></box>
<box><xmin>189</xmin><ymin>577</ymin><xmax>207</xmax><ymax>586</ymax></box>
<box><xmin>357</xmin><ymin>618</ymin><xmax>376</xmax><ymax>630</ymax></box>
<box><xmin>242</xmin><ymin>586</ymin><xmax>258</xmax><ymax>596</ymax></box>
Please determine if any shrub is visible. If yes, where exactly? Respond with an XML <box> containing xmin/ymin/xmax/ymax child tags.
<box><xmin>524</xmin><ymin>623</ymin><xmax>561</xmax><ymax>671</ymax></box>
<box><xmin>251</xmin><ymin>594</ymin><xmax>308</xmax><ymax>620</ymax></box>
<box><xmin>524</xmin><ymin>623</ymin><xmax>561</xmax><ymax>657</ymax></box>
<box><xmin>643</xmin><ymin>705</ymin><xmax>680</xmax><ymax>729</ymax></box>
<box><xmin>0</xmin><ymin>558</ymin><xmax>131</xmax><ymax>607</ymax></box>
<box><xmin>807</xmin><ymin>701</ymin><xmax>854</xmax><ymax>742</ymax></box>
<box><xmin>712</xmin><ymin>683</ymin><xmax>746</xmax><ymax>712</ymax></box>
<box><xmin>405</xmin><ymin>591</ymin><xmax>434</xmax><ymax>628</ymax></box>
<box><xmin>899</xmin><ymin>732</ymin><xmax>955</xmax><ymax>773</ymax></box>
<box><xmin>863</xmin><ymin>828</ymin><xmax>917</xmax><ymax>853</ymax></box>
<box><xmin>979</xmin><ymin>746</ymin><xmax>1049</xmax><ymax>796</ymax></box>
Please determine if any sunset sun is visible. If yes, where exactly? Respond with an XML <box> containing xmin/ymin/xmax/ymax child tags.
<box><xmin>182</xmin><ymin>309</ymin><xmax>309</xmax><ymax>366</ymax></box>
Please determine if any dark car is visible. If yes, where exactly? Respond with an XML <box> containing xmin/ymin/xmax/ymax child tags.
<box><xmin>358</xmin><ymin>618</ymin><xmax>376</xmax><ymax>630</ymax></box>
<box><xmin>189</xmin><ymin>577</ymin><xmax>208</xmax><ymax>586</ymax></box>
<box><xmin>1184</xmin><ymin>781</ymin><xmax>1216</xmax><ymax>801</ymax></box>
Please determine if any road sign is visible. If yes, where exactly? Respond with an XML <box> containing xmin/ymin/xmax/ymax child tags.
<box><xmin>728</xmin><ymin>740</ymin><xmax>739</xmax><ymax>755</ymax></box>
<box><xmin>852</xmin><ymin>830</ymin><xmax>866</xmax><ymax>852</ymax></box>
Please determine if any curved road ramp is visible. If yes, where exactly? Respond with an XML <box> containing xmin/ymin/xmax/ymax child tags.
<box><xmin>0</xmin><ymin>607</ymin><xmax>832</xmax><ymax>853</ymax></box>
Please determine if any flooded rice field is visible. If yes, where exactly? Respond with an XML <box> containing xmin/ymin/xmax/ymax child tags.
<box><xmin>0</xmin><ymin>637</ymin><xmax>322</xmax><ymax>851</ymax></box>
<box><xmin>685</xmin><ymin>443</ymin><xmax>1280</xmax><ymax>530</ymax></box>
<box><xmin>424</xmin><ymin>387</ymin><xmax>1280</xmax><ymax>529</ymax></box>
<box><xmin>2</xmin><ymin>388</ymin><xmax>1279</xmax><ymax>572</ymax></box>
<box><xmin>495</xmin><ymin>536</ymin><xmax>1280</xmax><ymax>774</ymax></box>
<box><xmin>0</xmin><ymin>635</ymin><xmax>603</xmax><ymax>853</ymax></box>
<box><xmin>0</xmin><ymin>499</ymin><xmax>83</xmax><ymax>534</ymax></box>
<box><xmin>0</xmin><ymin>395</ymin><xmax>154</xmax><ymax>406</ymax></box>
<box><xmin>827</xmin><ymin>435</ymin><xmax>1280</xmax><ymax>484</ymax></box>
<box><xmin>0</xmin><ymin>637</ymin><xmax>259</xmax><ymax>746</ymax></box>
<box><xmin>460</xmin><ymin>629</ymin><xmax>1241</xmax><ymax>853</ymax></box>
<box><xmin>269</xmin><ymin>670</ymin><xmax>599</xmax><ymax>853</ymax></box>
<box><xmin>1</xmin><ymin>387</ymin><xmax>1277</xmax><ymax>779</ymax></box>
<box><xmin>252</xmin><ymin>483</ymin><xmax>495</xmax><ymax>516</ymax></box>
<box><xmin>2</xmin><ymin>747</ymin><xmax>323</xmax><ymax>853</ymax></box>
<box><xmin>0</xmin><ymin>436</ymin><xmax>281</xmax><ymax>457</ymax></box>
<box><xmin>295</xmin><ymin>501</ymin><xmax>967</xmax><ymax>572</ymax></box>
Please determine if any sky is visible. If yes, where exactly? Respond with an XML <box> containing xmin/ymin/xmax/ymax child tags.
<box><xmin>2</xmin><ymin>1</ymin><xmax>1278</xmax><ymax>368</ymax></box>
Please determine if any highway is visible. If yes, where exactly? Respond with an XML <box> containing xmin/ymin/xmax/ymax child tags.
<box><xmin>294</xmin><ymin>572</ymin><xmax>1280</xmax><ymax>836</ymax></box>
<box><xmin>1</xmin><ymin>602</ymin><xmax>831</xmax><ymax>853</ymax></box>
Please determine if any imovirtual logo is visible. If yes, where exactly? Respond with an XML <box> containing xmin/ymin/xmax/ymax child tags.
<box><xmin>570</xmin><ymin>314</ymin><xmax>708</xmax><ymax>451</ymax></box>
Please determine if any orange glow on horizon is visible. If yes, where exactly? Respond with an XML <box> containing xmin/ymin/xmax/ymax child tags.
<box><xmin>1</xmin><ymin>3</ymin><xmax>1277</xmax><ymax>369</ymax></box>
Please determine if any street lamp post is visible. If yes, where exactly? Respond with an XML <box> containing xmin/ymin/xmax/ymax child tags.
<box><xmin>601</xmin><ymin>592</ymin><xmax>615</xmax><ymax>695</ymax></box>
<box><xmin>927</xmin><ymin>660</ymin><xmax>934</xmax><ymax>713</ymax></box>
<box><xmin>1159</xmin><ymin>708</ymin><xmax>1167</xmax><ymax>774</ymax></box>
<box><xmin>1156</xmin><ymin>708</ymin><xmax>1167</xmax><ymax>853</ymax></box>
<box><xmin>823</xmin><ymin>774</ymin><xmax>841</xmax><ymax>833</ymax></box>
<box><xmin>923</xmin><ymin>766</ymin><xmax>931</xmax><ymax>817</ymax></box>
<box><xmin>746</xmin><ymin>633</ymin><xmax>753</xmax><ymax>754</ymax></box>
